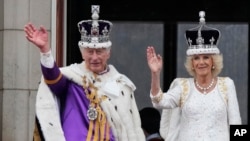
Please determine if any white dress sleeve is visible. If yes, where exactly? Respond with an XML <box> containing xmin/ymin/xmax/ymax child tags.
<box><xmin>225</xmin><ymin>77</ymin><xmax>242</xmax><ymax>125</ymax></box>
<box><xmin>150</xmin><ymin>78</ymin><xmax>184</xmax><ymax>109</ymax></box>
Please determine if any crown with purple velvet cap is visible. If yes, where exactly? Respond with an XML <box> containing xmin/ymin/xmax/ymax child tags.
<box><xmin>185</xmin><ymin>11</ymin><xmax>221</xmax><ymax>56</ymax></box>
<box><xmin>78</xmin><ymin>5</ymin><xmax>113</xmax><ymax>48</ymax></box>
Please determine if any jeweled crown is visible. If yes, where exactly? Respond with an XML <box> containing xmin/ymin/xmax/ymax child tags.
<box><xmin>78</xmin><ymin>5</ymin><xmax>113</xmax><ymax>48</ymax></box>
<box><xmin>185</xmin><ymin>11</ymin><xmax>221</xmax><ymax>56</ymax></box>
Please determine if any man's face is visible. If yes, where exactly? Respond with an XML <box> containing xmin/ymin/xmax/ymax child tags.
<box><xmin>81</xmin><ymin>48</ymin><xmax>111</xmax><ymax>74</ymax></box>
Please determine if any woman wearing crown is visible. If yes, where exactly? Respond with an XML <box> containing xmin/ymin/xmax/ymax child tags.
<box><xmin>146</xmin><ymin>11</ymin><xmax>241</xmax><ymax>141</ymax></box>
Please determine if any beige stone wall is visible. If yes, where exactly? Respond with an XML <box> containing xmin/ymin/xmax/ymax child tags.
<box><xmin>0</xmin><ymin>0</ymin><xmax>3</xmax><ymax>139</ymax></box>
<box><xmin>1</xmin><ymin>0</ymin><xmax>52</xmax><ymax>140</ymax></box>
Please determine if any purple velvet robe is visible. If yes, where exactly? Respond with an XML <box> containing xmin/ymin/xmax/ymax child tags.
<box><xmin>41</xmin><ymin>63</ymin><xmax>115</xmax><ymax>141</ymax></box>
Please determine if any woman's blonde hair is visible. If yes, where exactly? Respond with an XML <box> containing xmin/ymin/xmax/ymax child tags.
<box><xmin>184</xmin><ymin>54</ymin><xmax>223</xmax><ymax>77</ymax></box>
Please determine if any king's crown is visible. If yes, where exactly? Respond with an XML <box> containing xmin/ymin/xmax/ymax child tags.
<box><xmin>78</xmin><ymin>5</ymin><xmax>113</xmax><ymax>48</ymax></box>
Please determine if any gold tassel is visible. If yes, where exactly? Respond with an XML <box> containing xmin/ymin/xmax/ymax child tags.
<box><xmin>83</xmin><ymin>75</ymin><xmax>110</xmax><ymax>140</ymax></box>
<box><xmin>86</xmin><ymin>120</ymin><xmax>94</xmax><ymax>141</ymax></box>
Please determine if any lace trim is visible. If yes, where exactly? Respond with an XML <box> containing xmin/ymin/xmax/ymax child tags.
<box><xmin>151</xmin><ymin>89</ymin><xmax>164</xmax><ymax>103</ymax></box>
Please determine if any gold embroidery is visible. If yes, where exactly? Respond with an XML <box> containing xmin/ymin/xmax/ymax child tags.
<box><xmin>179</xmin><ymin>77</ymin><xmax>228</xmax><ymax>108</ymax></box>
<box><xmin>180</xmin><ymin>78</ymin><xmax>189</xmax><ymax>108</ymax></box>
<box><xmin>83</xmin><ymin>75</ymin><xmax>109</xmax><ymax>141</ymax></box>
<box><xmin>152</xmin><ymin>89</ymin><xmax>163</xmax><ymax>103</ymax></box>
<box><xmin>218</xmin><ymin>77</ymin><xmax>228</xmax><ymax>104</ymax></box>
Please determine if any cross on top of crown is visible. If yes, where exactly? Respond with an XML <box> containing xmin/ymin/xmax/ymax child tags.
<box><xmin>91</xmin><ymin>5</ymin><xmax>100</xmax><ymax>20</ymax></box>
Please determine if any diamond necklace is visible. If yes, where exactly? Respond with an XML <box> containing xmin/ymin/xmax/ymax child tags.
<box><xmin>195</xmin><ymin>78</ymin><xmax>214</xmax><ymax>94</ymax></box>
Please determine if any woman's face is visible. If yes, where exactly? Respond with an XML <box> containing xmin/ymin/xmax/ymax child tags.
<box><xmin>192</xmin><ymin>54</ymin><xmax>213</xmax><ymax>77</ymax></box>
<box><xmin>81</xmin><ymin>48</ymin><xmax>110</xmax><ymax>74</ymax></box>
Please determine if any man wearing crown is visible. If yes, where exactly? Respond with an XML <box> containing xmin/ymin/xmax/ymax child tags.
<box><xmin>24</xmin><ymin>5</ymin><xmax>145</xmax><ymax>141</ymax></box>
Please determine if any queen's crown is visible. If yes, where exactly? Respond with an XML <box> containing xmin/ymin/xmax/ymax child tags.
<box><xmin>185</xmin><ymin>11</ymin><xmax>221</xmax><ymax>55</ymax></box>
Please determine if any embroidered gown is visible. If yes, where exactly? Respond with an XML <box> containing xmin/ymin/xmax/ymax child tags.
<box><xmin>151</xmin><ymin>77</ymin><xmax>241</xmax><ymax>141</ymax></box>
